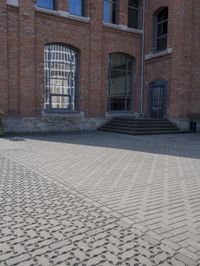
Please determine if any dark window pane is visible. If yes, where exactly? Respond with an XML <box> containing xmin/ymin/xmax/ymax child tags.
<box><xmin>128</xmin><ymin>7</ymin><xmax>138</xmax><ymax>29</ymax></box>
<box><xmin>157</xmin><ymin>21</ymin><xmax>168</xmax><ymax>36</ymax></box>
<box><xmin>111</xmin><ymin>54</ymin><xmax>126</xmax><ymax>70</ymax></box>
<box><xmin>126</xmin><ymin>72</ymin><xmax>132</xmax><ymax>95</ymax></box>
<box><xmin>111</xmin><ymin>70</ymin><xmax>126</xmax><ymax>79</ymax></box>
<box><xmin>112</xmin><ymin>1</ymin><xmax>117</xmax><ymax>24</ymax></box>
<box><xmin>163</xmin><ymin>21</ymin><xmax>168</xmax><ymax>35</ymax></box>
<box><xmin>126</xmin><ymin>97</ymin><xmax>131</xmax><ymax>110</ymax></box>
<box><xmin>37</xmin><ymin>0</ymin><xmax>54</xmax><ymax>9</ymax></box>
<box><xmin>155</xmin><ymin>8</ymin><xmax>168</xmax><ymax>51</ymax></box>
<box><xmin>128</xmin><ymin>0</ymin><xmax>139</xmax><ymax>8</ymax></box>
<box><xmin>127</xmin><ymin>58</ymin><xmax>133</xmax><ymax>72</ymax></box>
<box><xmin>69</xmin><ymin>0</ymin><xmax>85</xmax><ymax>16</ymax></box>
<box><xmin>157</xmin><ymin>36</ymin><xmax>167</xmax><ymax>51</ymax></box>
<box><xmin>110</xmin><ymin>98</ymin><xmax>126</xmax><ymax>111</ymax></box>
<box><xmin>110</xmin><ymin>70</ymin><xmax>126</xmax><ymax>97</ymax></box>
<box><xmin>157</xmin><ymin>9</ymin><xmax>168</xmax><ymax>22</ymax></box>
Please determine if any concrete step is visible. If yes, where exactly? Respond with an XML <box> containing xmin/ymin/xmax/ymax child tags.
<box><xmin>107</xmin><ymin>123</ymin><xmax>178</xmax><ymax>129</ymax></box>
<box><xmin>110</xmin><ymin>121</ymin><xmax>172</xmax><ymax>125</ymax></box>
<box><xmin>111</xmin><ymin>118</ymin><xmax>169</xmax><ymax>122</ymax></box>
<box><xmin>101</xmin><ymin>128</ymin><xmax>182</xmax><ymax>135</ymax></box>
<box><xmin>99</xmin><ymin>117</ymin><xmax>181</xmax><ymax>135</ymax></box>
<box><xmin>101</xmin><ymin>126</ymin><xmax>178</xmax><ymax>132</ymax></box>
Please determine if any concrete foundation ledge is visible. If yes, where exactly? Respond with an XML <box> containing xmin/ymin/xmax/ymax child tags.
<box><xmin>3</xmin><ymin>116</ymin><xmax>107</xmax><ymax>133</ymax></box>
<box><xmin>169</xmin><ymin>118</ymin><xmax>190</xmax><ymax>132</ymax></box>
<box><xmin>169</xmin><ymin>117</ymin><xmax>200</xmax><ymax>132</ymax></box>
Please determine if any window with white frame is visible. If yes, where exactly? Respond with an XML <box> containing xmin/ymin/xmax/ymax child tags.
<box><xmin>44</xmin><ymin>44</ymin><xmax>78</xmax><ymax>111</ymax></box>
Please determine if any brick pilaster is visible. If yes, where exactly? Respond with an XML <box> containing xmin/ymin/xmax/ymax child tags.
<box><xmin>119</xmin><ymin>0</ymin><xmax>128</xmax><ymax>26</ymax></box>
<box><xmin>0</xmin><ymin>0</ymin><xmax>8</xmax><ymax>114</ymax></box>
<box><xmin>19</xmin><ymin>0</ymin><xmax>36</xmax><ymax>116</ymax></box>
<box><xmin>170</xmin><ymin>0</ymin><xmax>193</xmax><ymax>118</ymax></box>
<box><xmin>89</xmin><ymin>0</ymin><xmax>103</xmax><ymax>116</ymax></box>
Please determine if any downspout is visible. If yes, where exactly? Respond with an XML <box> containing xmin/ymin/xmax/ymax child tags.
<box><xmin>140</xmin><ymin>0</ymin><xmax>146</xmax><ymax>117</ymax></box>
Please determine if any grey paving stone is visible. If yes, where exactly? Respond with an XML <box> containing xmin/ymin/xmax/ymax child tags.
<box><xmin>0</xmin><ymin>132</ymin><xmax>200</xmax><ymax>265</ymax></box>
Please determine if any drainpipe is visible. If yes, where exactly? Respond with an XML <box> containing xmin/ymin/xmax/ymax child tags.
<box><xmin>140</xmin><ymin>0</ymin><xmax>146</xmax><ymax>117</ymax></box>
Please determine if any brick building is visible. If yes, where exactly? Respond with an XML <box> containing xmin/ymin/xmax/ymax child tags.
<box><xmin>0</xmin><ymin>0</ymin><xmax>200</xmax><ymax>133</ymax></box>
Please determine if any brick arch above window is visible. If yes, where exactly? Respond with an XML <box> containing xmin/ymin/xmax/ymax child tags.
<box><xmin>149</xmin><ymin>79</ymin><xmax>168</xmax><ymax>87</ymax></box>
<box><xmin>44</xmin><ymin>42</ymin><xmax>80</xmax><ymax>53</ymax></box>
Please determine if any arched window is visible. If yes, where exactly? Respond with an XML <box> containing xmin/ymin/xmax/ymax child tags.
<box><xmin>108</xmin><ymin>53</ymin><xmax>135</xmax><ymax>111</ymax></box>
<box><xmin>154</xmin><ymin>7</ymin><xmax>168</xmax><ymax>51</ymax></box>
<box><xmin>44</xmin><ymin>44</ymin><xmax>78</xmax><ymax>111</ymax></box>
<box><xmin>128</xmin><ymin>0</ymin><xmax>139</xmax><ymax>29</ymax></box>
<box><xmin>69</xmin><ymin>0</ymin><xmax>86</xmax><ymax>17</ymax></box>
<box><xmin>37</xmin><ymin>0</ymin><xmax>54</xmax><ymax>9</ymax></box>
<box><xmin>104</xmin><ymin>0</ymin><xmax>118</xmax><ymax>24</ymax></box>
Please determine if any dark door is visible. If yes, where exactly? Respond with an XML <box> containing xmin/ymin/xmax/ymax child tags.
<box><xmin>108</xmin><ymin>53</ymin><xmax>134</xmax><ymax>112</ymax></box>
<box><xmin>150</xmin><ymin>81</ymin><xmax>167</xmax><ymax>118</ymax></box>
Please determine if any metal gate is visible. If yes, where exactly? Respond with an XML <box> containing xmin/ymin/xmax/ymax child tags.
<box><xmin>149</xmin><ymin>80</ymin><xmax>167</xmax><ymax>118</ymax></box>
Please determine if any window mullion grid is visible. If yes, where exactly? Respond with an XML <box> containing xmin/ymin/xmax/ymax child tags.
<box><xmin>81</xmin><ymin>0</ymin><xmax>85</xmax><ymax>17</ymax></box>
<box><xmin>157</xmin><ymin>18</ymin><xmax>168</xmax><ymax>25</ymax></box>
<box><xmin>125</xmin><ymin>57</ymin><xmax>128</xmax><ymax>111</ymax></box>
<box><xmin>108</xmin><ymin>55</ymin><xmax>112</xmax><ymax>110</ymax></box>
<box><xmin>157</xmin><ymin>33</ymin><xmax>167</xmax><ymax>40</ymax></box>
<box><xmin>48</xmin><ymin>47</ymin><xmax>52</xmax><ymax>109</ymax></box>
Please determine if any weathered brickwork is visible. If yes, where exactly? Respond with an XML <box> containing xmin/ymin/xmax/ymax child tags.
<box><xmin>144</xmin><ymin>0</ymin><xmax>200</xmax><ymax>124</ymax></box>
<box><xmin>0</xmin><ymin>0</ymin><xmax>200</xmax><ymax>132</ymax></box>
<box><xmin>0</xmin><ymin>0</ymin><xmax>8</xmax><ymax>115</ymax></box>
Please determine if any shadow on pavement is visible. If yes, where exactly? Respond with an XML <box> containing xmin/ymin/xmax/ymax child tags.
<box><xmin>3</xmin><ymin>130</ymin><xmax>200</xmax><ymax>159</ymax></box>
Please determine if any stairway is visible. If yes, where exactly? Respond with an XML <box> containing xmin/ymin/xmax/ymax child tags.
<box><xmin>100</xmin><ymin>117</ymin><xmax>182</xmax><ymax>135</ymax></box>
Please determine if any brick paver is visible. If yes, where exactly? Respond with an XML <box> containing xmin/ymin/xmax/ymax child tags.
<box><xmin>0</xmin><ymin>132</ymin><xmax>200</xmax><ymax>265</ymax></box>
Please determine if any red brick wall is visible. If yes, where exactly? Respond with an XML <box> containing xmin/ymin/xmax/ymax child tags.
<box><xmin>7</xmin><ymin>6</ymin><xmax>19</xmax><ymax>115</ymax></box>
<box><xmin>144</xmin><ymin>0</ymin><xmax>200</xmax><ymax>119</ymax></box>
<box><xmin>143</xmin><ymin>0</ymin><xmax>172</xmax><ymax>116</ymax></box>
<box><xmin>170</xmin><ymin>0</ymin><xmax>193</xmax><ymax>118</ymax></box>
<box><xmin>2</xmin><ymin>0</ymin><xmax>200</xmax><ymax>123</ymax></box>
<box><xmin>3</xmin><ymin>0</ymin><xmax>142</xmax><ymax>118</ymax></box>
<box><xmin>0</xmin><ymin>0</ymin><xmax>8</xmax><ymax>114</ymax></box>
<box><xmin>189</xmin><ymin>0</ymin><xmax>200</xmax><ymax>115</ymax></box>
<box><xmin>19</xmin><ymin>0</ymin><xmax>36</xmax><ymax>116</ymax></box>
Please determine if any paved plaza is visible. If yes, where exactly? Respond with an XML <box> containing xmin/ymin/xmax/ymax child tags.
<box><xmin>0</xmin><ymin>131</ymin><xmax>200</xmax><ymax>265</ymax></box>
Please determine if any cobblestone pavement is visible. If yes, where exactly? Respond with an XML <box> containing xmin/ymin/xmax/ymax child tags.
<box><xmin>0</xmin><ymin>132</ymin><xmax>200</xmax><ymax>265</ymax></box>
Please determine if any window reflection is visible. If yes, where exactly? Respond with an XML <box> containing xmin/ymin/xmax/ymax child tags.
<box><xmin>37</xmin><ymin>0</ymin><xmax>54</xmax><ymax>9</ymax></box>
<box><xmin>104</xmin><ymin>0</ymin><xmax>118</xmax><ymax>24</ymax></box>
<box><xmin>69</xmin><ymin>0</ymin><xmax>85</xmax><ymax>16</ymax></box>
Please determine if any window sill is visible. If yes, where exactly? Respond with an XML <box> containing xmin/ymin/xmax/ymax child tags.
<box><xmin>103</xmin><ymin>22</ymin><xmax>143</xmax><ymax>34</ymax></box>
<box><xmin>42</xmin><ymin>111</ymin><xmax>85</xmax><ymax>118</ymax></box>
<box><xmin>7</xmin><ymin>0</ymin><xmax>19</xmax><ymax>7</ymax></box>
<box><xmin>145</xmin><ymin>48</ymin><xmax>172</xmax><ymax>61</ymax></box>
<box><xmin>35</xmin><ymin>7</ymin><xmax>90</xmax><ymax>23</ymax></box>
